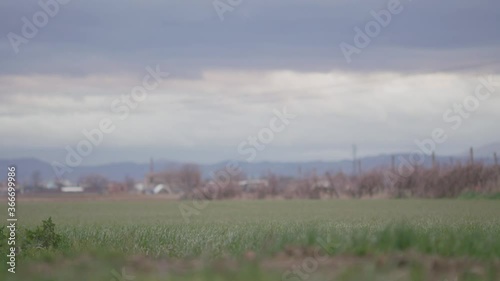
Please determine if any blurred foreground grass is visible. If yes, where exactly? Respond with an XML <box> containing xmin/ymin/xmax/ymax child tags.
<box><xmin>1</xmin><ymin>199</ymin><xmax>499</xmax><ymax>280</ymax></box>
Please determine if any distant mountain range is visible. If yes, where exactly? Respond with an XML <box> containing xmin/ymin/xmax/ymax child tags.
<box><xmin>1</xmin><ymin>143</ymin><xmax>498</xmax><ymax>184</ymax></box>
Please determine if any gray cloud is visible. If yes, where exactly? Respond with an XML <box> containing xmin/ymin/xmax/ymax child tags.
<box><xmin>1</xmin><ymin>0</ymin><xmax>499</xmax><ymax>77</ymax></box>
<box><xmin>1</xmin><ymin>0</ymin><xmax>500</xmax><ymax>164</ymax></box>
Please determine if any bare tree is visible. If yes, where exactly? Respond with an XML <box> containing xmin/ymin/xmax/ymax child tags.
<box><xmin>79</xmin><ymin>174</ymin><xmax>109</xmax><ymax>193</ymax></box>
<box><xmin>267</xmin><ymin>172</ymin><xmax>280</xmax><ymax>196</ymax></box>
<box><xmin>325</xmin><ymin>172</ymin><xmax>340</xmax><ymax>198</ymax></box>
<box><xmin>178</xmin><ymin>164</ymin><xmax>202</xmax><ymax>192</ymax></box>
<box><xmin>124</xmin><ymin>176</ymin><xmax>135</xmax><ymax>192</ymax></box>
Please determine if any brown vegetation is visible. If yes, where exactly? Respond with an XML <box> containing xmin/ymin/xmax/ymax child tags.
<box><xmin>194</xmin><ymin>162</ymin><xmax>500</xmax><ymax>199</ymax></box>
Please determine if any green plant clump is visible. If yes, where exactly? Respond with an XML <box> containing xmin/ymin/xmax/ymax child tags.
<box><xmin>25</xmin><ymin>217</ymin><xmax>62</xmax><ymax>249</ymax></box>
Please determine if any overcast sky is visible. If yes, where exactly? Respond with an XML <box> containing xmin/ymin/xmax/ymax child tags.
<box><xmin>1</xmin><ymin>0</ymin><xmax>499</xmax><ymax>165</ymax></box>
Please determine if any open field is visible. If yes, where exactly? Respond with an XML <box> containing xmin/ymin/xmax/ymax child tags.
<box><xmin>1</xmin><ymin>199</ymin><xmax>500</xmax><ymax>280</ymax></box>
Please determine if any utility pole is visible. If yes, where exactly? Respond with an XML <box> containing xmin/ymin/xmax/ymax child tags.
<box><xmin>431</xmin><ymin>151</ymin><xmax>436</xmax><ymax>168</ymax></box>
<box><xmin>391</xmin><ymin>155</ymin><xmax>396</xmax><ymax>171</ymax></box>
<box><xmin>469</xmin><ymin>147</ymin><xmax>474</xmax><ymax>165</ymax></box>
<box><xmin>495</xmin><ymin>152</ymin><xmax>500</xmax><ymax>187</ymax></box>
<box><xmin>147</xmin><ymin>157</ymin><xmax>155</xmax><ymax>186</ymax></box>
<box><xmin>352</xmin><ymin>144</ymin><xmax>357</xmax><ymax>176</ymax></box>
<box><xmin>149</xmin><ymin>157</ymin><xmax>154</xmax><ymax>174</ymax></box>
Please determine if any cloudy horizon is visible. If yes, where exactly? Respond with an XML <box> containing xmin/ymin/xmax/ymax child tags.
<box><xmin>1</xmin><ymin>0</ymin><xmax>500</xmax><ymax>166</ymax></box>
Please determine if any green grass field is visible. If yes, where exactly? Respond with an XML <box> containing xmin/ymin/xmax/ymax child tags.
<box><xmin>1</xmin><ymin>199</ymin><xmax>500</xmax><ymax>281</ymax></box>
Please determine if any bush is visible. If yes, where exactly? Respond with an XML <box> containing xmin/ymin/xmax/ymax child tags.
<box><xmin>25</xmin><ymin>217</ymin><xmax>62</xmax><ymax>249</ymax></box>
<box><xmin>0</xmin><ymin>225</ymin><xmax>6</xmax><ymax>254</ymax></box>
